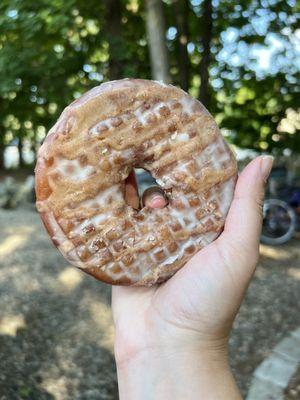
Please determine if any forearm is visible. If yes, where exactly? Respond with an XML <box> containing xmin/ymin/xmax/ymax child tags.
<box><xmin>116</xmin><ymin>347</ymin><xmax>242</xmax><ymax>400</ymax></box>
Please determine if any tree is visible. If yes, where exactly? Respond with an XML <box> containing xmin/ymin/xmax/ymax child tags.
<box><xmin>186</xmin><ymin>0</ymin><xmax>299</xmax><ymax>153</ymax></box>
<box><xmin>173</xmin><ymin>0</ymin><xmax>190</xmax><ymax>91</ymax></box>
<box><xmin>18</xmin><ymin>135</ymin><xmax>25</xmax><ymax>168</ymax></box>
<box><xmin>0</xmin><ymin>128</ymin><xmax>5</xmax><ymax>170</ymax></box>
<box><xmin>145</xmin><ymin>0</ymin><xmax>171</xmax><ymax>83</ymax></box>
<box><xmin>198</xmin><ymin>0</ymin><xmax>212</xmax><ymax>107</ymax></box>
<box><xmin>0</xmin><ymin>0</ymin><xmax>107</xmax><ymax>170</ymax></box>
<box><xmin>104</xmin><ymin>0</ymin><xmax>125</xmax><ymax>80</ymax></box>
<box><xmin>0</xmin><ymin>0</ymin><xmax>299</xmax><ymax>172</ymax></box>
<box><xmin>210</xmin><ymin>0</ymin><xmax>300</xmax><ymax>153</ymax></box>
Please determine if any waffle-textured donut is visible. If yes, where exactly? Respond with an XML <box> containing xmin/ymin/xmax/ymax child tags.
<box><xmin>35</xmin><ymin>79</ymin><xmax>237</xmax><ymax>286</ymax></box>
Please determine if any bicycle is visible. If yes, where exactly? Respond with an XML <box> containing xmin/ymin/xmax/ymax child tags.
<box><xmin>261</xmin><ymin>185</ymin><xmax>300</xmax><ymax>245</ymax></box>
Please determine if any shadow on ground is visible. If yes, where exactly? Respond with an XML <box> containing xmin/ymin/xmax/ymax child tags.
<box><xmin>0</xmin><ymin>209</ymin><xmax>118</xmax><ymax>400</ymax></box>
<box><xmin>0</xmin><ymin>208</ymin><xmax>300</xmax><ymax>399</ymax></box>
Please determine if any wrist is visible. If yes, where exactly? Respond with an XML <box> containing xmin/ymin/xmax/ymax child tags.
<box><xmin>115</xmin><ymin>336</ymin><xmax>229</xmax><ymax>370</ymax></box>
<box><xmin>115</xmin><ymin>343</ymin><xmax>230</xmax><ymax>377</ymax></box>
<box><xmin>114</xmin><ymin>314</ymin><xmax>230</xmax><ymax>368</ymax></box>
<box><xmin>115</xmin><ymin>343</ymin><xmax>241</xmax><ymax>400</ymax></box>
<box><xmin>114</xmin><ymin>334</ymin><xmax>230</xmax><ymax>373</ymax></box>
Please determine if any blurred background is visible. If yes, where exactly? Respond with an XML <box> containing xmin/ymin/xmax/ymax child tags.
<box><xmin>0</xmin><ymin>0</ymin><xmax>299</xmax><ymax>399</ymax></box>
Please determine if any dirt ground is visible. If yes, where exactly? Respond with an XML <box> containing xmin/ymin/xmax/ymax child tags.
<box><xmin>285</xmin><ymin>365</ymin><xmax>300</xmax><ymax>399</ymax></box>
<box><xmin>0</xmin><ymin>207</ymin><xmax>299</xmax><ymax>399</ymax></box>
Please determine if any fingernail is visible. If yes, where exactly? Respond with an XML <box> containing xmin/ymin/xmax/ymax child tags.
<box><xmin>261</xmin><ymin>156</ymin><xmax>274</xmax><ymax>182</ymax></box>
<box><xmin>142</xmin><ymin>186</ymin><xmax>167</xmax><ymax>208</ymax></box>
<box><xmin>148</xmin><ymin>195</ymin><xmax>166</xmax><ymax>209</ymax></box>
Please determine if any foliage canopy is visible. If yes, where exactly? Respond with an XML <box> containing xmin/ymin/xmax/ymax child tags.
<box><xmin>0</xmin><ymin>0</ymin><xmax>299</xmax><ymax>168</ymax></box>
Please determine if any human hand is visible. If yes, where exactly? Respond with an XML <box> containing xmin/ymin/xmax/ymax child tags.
<box><xmin>112</xmin><ymin>156</ymin><xmax>273</xmax><ymax>399</ymax></box>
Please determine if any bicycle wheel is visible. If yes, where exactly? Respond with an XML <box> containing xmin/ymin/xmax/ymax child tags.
<box><xmin>261</xmin><ymin>199</ymin><xmax>296</xmax><ymax>245</ymax></box>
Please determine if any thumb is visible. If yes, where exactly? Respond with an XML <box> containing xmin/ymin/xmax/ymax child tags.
<box><xmin>142</xmin><ymin>186</ymin><xmax>168</xmax><ymax>209</ymax></box>
<box><xmin>221</xmin><ymin>156</ymin><xmax>273</xmax><ymax>252</ymax></box>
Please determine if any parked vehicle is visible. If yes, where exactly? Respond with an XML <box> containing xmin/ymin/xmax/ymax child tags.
<box><xmin>261</xmin><ymin>168</ymin><xmax>300</xmax><ymax>245</ymax></box>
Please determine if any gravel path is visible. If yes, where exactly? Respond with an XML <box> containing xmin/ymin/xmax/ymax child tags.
<box><xmin>0</xmin><ymin>208</ymin><xmax>117</xmax><ymax>400</ymax></box>
<box><xmin>0</xmin><ymin>208</ymin><xmax>299</xmax><ymax>399</ymax></box>
<box><xmin>285</xmin><ymin>365</ymin><xmax>300</xmax><ymax>399</ymax></box>
<box><xmin>230</xmin><ymin>239</ymin><xmax>300</xmax><ymax>397</ymax></box>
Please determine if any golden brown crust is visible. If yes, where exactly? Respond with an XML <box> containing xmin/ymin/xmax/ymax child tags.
<box><xmin>35</xmin><ymin>78</ymin><xmax>237</xmax><ymax>286</ymax></box>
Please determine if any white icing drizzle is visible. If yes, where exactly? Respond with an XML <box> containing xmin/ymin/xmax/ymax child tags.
<box><xmin>89</xmin><ymin>96</ymin><xmax>193</xmax><ymax>139</ymax></box>
<box><xmin>81</xmin><ymin>185</ymin><xmax>123</xmax><ymax>209</ymax></box>
<box><xmin>175</xmin><ymin>132</ymin><xmax>189</xmax><ymax>142</ymax></box>
<box><xmin>38</xmin><ymin>85</ymin><xmax>236</xmax><ymax>284</ymax></box>
<box><xmin>55</xmin><ymin>158</ymin><xmax>94</xmax><ymax>181</ymax></box>
<box><xmin>180</xmin><ymin>96</ymin><xmax>197</xmax><ymax>115</ymax></box>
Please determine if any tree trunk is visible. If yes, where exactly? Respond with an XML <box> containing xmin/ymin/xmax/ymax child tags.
<box><xmin>173</xmin><ymin>0</ymin><xmax>189</xmax><ymax>91</ymax></box>
<box><xmin>31</xmin><ymin>140</ymin><xmax>37</xmax><ymax>165</ymax></box>
<box><xmin>105</xmin><ymin>0</ymin><xmax>124</xmax><ymax>80</ymax></box>
<box><xmin>0</xmin><ymin>100</ymin><xmax>4</xmax><ymax>169</ymax></box>
<box><xmin>18</xmin><ymin>138</ymin><xmax>25</xmax><ymax>168</ymax></box>
<box><xmin>145</xmin><ymin>0</ymin><xmax>171</xmax><ymax>83</ymax></box>
<box><xmin>199</xmin><ymin>0</ymin><xmax>213</xmax><ymax>107</ymax></box>
<box><xmin>0</xmin><ymin>143</ymin><xmax>4</xmax><ymax>170</ymax></box>
<box><xmin>0</xmin><ymin>129</ymin><xmax>5</xmax><ymax>170</ymax></box>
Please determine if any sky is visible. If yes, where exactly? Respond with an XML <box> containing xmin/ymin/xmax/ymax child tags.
<box><xmin>167</xmin><ymin>0</ymin><xmax>300</xmax><ymax>87</ymax></box>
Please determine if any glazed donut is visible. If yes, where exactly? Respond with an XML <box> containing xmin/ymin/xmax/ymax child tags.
<box><xmin>35</xmin><ymin>79</ymin><xmax>237</xmax><ymax>286</ymax></box>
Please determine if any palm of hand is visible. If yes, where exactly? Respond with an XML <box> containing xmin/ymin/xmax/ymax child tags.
<box><xmin>112</xmin><ymin>234</ymin><xmax>256</xmax><ymax>362</ymax></box>
<box><xmin>112</xmin><ymin>158</ymin><xmax>265</xmax><ymax>362</ymax></box>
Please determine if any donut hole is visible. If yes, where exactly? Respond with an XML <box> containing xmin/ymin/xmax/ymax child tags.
<box><xmin>124</xmin><ymin>168</ymin><xmax>168</xmax><ymax>210</ymax></box>
<box><xmin>135</xmin><ymin>168</ymin><xmax>158</xmax><ymax>196</ymax></box>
